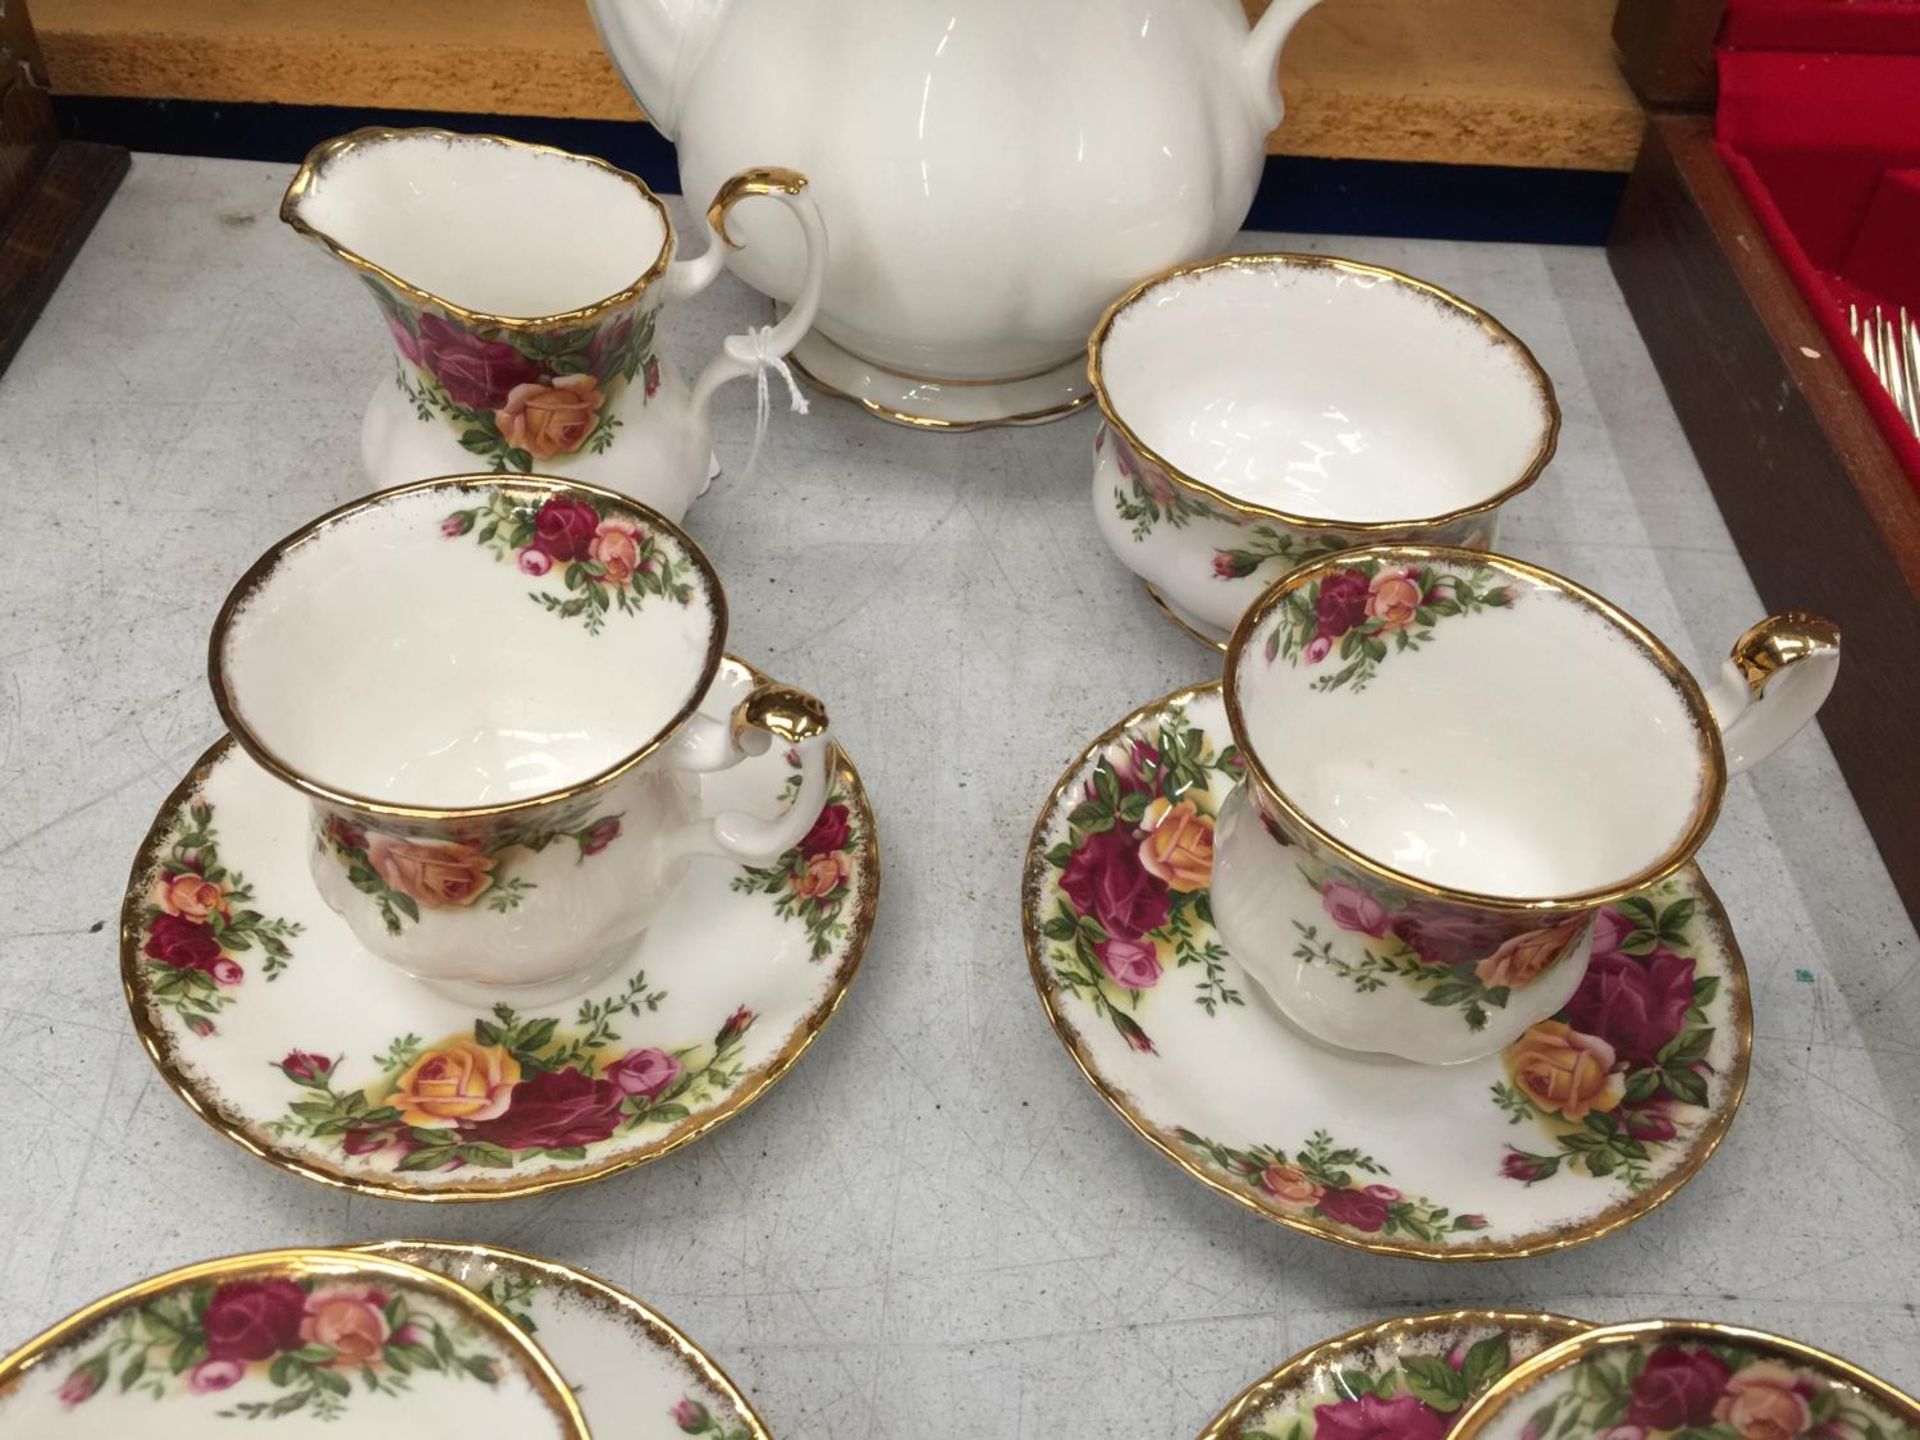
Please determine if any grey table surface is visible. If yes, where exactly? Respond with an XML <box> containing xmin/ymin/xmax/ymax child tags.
<box><xmin>0</xmin><ymin>154</ymin><xmax>1915</xmax><ymax>1439</ymax></box>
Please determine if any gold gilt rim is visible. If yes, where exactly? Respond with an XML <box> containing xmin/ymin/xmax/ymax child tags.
<box><xmin>280</xmin><ymin>126</ymin><xmax>674</xmax><ymax>330</ymax></box>
<box><xmin>207</xmin><ymin>472</ymin><xmax>728</xmax><ymax>825</ymax></box>
<box><xmin>120</xmin><ymin>708</ymin><xmax>880</xmax><ymax>1201</ymax></box>
<box><xmin>0</xmin><ymin>1247</ymin><xmax>590</xmax><ymax>1434</ymax></box>
<box><xmin>1143</xmin><ymin>581</ymin><xmax>1229</xmax><ymax>653</ymax></box>
<box><xmin>1021</xmin><ymin>679</ymin><xmax>1752</xmax><ymax>1261</ymax></box>
<box><xmin>1224</xmin><ymin>543</ymin><xmax>1729</xmax><ymax>914</ymax></box>
<box><xmin>352</xmin><ymin>1240</ymin><xmax>774</xmax><ymax>1440</ymax></box>
<box><xmin>1451</xmin><ymin>1320</ymin><xmax>1920</xmax><ymax>1440</ymax></box>
<box><xmin>1087</xmin><ymin>252</ymin><xmax>1561</xmax><ymax>530</ymax></box>
<box><xmin>787</xmin><ymin>349</ymin><xmax>1096</xmax><ymax>431</ymax></box>
<box><xmin>1198</xmin><ymin>1308</ymin><xmax>1592</xmax><ymax>1439</ymax></box>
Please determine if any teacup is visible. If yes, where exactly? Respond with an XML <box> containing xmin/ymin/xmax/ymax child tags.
<box><xmin>281</xmin><ymin>127</ymin><xmax>828</xmax><ymax>522</ymax></box>
<box><xmin>209</xmin><ymin>474</ymin><xmax>833</xmax><ymax>1006</ymax></box>
<box><xmin>1210</xmin><ymin>543</ymin><xmax>1839</xmax><ymax>1063</ymax></box>
<box><xmin>1087</xmin><ymin>254</ymin><xmax>1559</xmax><ymax>646</ymax></box>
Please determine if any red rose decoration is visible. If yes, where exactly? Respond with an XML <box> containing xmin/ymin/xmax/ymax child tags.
<box><xmin>202</xmin><ymin>1279</ymin><xmax>307</xmax><ymax>1362</ymax></box>
<box><xmin>145</xmin><ymin>913</ymin><xmax>224</xmax><ymax>973</ymax></box>
<box><xmin>587</xmin><ymin>312</ymin><xmax>634</xmax><ymax>375</ymax></box>
<box><xmin>1314</xmin><ymin>1393</ymin><xmax>1447</xmax><ymax>1440</ymax></box>
<box><xmin>466</xmin><ymin>1067</ymin><xmax>625</xmax><ymax>1151</ymax></box>
<box><xmin>1628</xmin><ymin>1346</ymin><xmax>1733</xmax><ymax>1430</ymax></box>
<box><xmin>799</xmin><ymin>803</ymin><xmax>851</xmax><ymax>859</ymax></box>
<box><xmin>1563</xmin><ymin>948</ymin><xmax>1695</xmax><ymax>1066</ymax></box>
<box><xmin>1059</xmin><ymin>830</ymin><xmax>1170</xmax><ymax>941</ymax></box>
<box><xmin>530</xmin><ymin>497</ymin><xmax>602</xmax><ymax>562</ymax></box>
<box><xmin>580</xmin><ymin>816</ymin><xmax>623</xmax><ymax>857</ymax></box>
<box><xmin>415</xmin><ymin>314</ymin><xmax>539</xmax><ymax>410</ymax></box>
<box><xmin>1387</xmin><ymin>901</ymin><xmax>1513</xmax><ymax>970</ymax></box>
<box><xmin>1314</xmin><ymin>568</ymin><xmax>1372</xmax><ymax>640</ymax></box>
<box><xmin>1315</xmin><ymin>1186</ymin><xmax>1391</xmax><ymax>1233</ymax></box>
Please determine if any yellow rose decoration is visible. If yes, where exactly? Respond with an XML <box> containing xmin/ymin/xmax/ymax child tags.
<box><xmin>1508</xmin><ymin>1020</ymin><xmax>1625</xmax><ymax>1120</ymax></box>
<box><xmin>389</xmin><ymin>1041</ymin><xmax>520</xmax><ymax>1128</ymax></box>
<box><xmin>1137</xmin><ymin>796</ymin><xmax>1215</xmax><ymax>892</ymax></box>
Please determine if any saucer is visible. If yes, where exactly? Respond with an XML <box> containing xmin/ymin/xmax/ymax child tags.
<box><xmin>122</xmin><ymin>657</ymin><xmax>878</xmax><ymax>1201</ymax></box>
<box><xmin>1450</xmin><ymin>1320</ymin><xmax>1920</xmax><ymax>1440</ymax></box>
<box><xmin>1021</xmin><ymin>682</ymin><xmax>1752</xmax><ymax>1259</ymax></box>
<box><xmin>1201</xmin><ymin>1309</ymin><xmax>1590</xmax><ymax>1440</ymax></box>
<box><xmin>357</xmin><ymin>1241</ymin><xmax>770</xmax><ymax>1438</ymax></box>
<box><xmin>0</xmin><ymin>1247</ymin><xmax>587</xmax><ymax>1435</ymax></box>
<box><xmin>786</xmin><ymin>323</ymin><xmax>1092</xmax><ymax>430</ymax></box>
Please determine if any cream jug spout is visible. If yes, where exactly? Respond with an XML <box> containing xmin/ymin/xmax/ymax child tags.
<box><xmin>1244</xmin><ymin>0</ymin><xmax>1324</xmax><ymax>129</ymax></box>
<box><xmin>587</xmin><ymin>0</ymin><xmax>729</xmax><ymax>141</ymax></box>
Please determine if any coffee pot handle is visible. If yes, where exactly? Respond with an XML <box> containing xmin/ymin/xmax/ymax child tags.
<box><xmin>662</xmin><ymin>166</ymin><xmax>829</xmax><ymax>420</ymax></box>
<box><xmin>659</xmin><ymin>677</ymin><xmax>832</xmax><ymax>861</ymax></box>
<box><xmin>1701</xmin><ymin>613</ymin><xmax>1842</xmax><ymax>775</ymax></box>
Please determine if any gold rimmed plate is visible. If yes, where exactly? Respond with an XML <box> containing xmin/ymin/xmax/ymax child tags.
<box><xmin>1021</xmin><ymin>681</ymin><xmax>1752</xmax><ymax>1259</ymax></box>
<box><xmin>1201</xmin><ymin>1309</ymin><xmax>1590</xmax><ymax>1440</ymax></box>
<box><xmin>122</xmin><ymin>657</ymin><xmax>878</xmax><ymax>1201</ymax></box>
<box><xmin>0</xmin><ymin>1247</ymin><xmax>588</xmax><ymax>1435</ymax></box>
<box><xmin>355</xmin><ymin>1240</ymin><xmax>772</xmax><ymax>1438</ymax></box>
<box><xmin>1450</xmin><ymin>1320</ymin><xmax>1920</xmax><ymax>1440</ymax></box>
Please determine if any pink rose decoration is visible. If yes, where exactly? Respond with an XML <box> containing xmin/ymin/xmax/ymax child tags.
<box><xmin>1598</xmin><ymin>1427</ymin><xmax>1649</xmax><ymax>1440</ymax></box>
<box><xmin>1362</xmin><ymin>1183</ymin><xmax>1402</xmax><ymax>1201</ymax></box>
<box><xmin>674</xmin><ymin>1399</ymin><xmax>712</xmax><ymax>1433</ymax></box>
<box><xmin>1304</xmin><ymin>635</ymin><xmax>1333</xmax><ymax>664</ymax></box>
<box><xmin>190</xmin><ymin>1358</ymin><xmax>246</xmax><ymax>1393</ymax></box>
<box><xmin>440</xmin><ymin>513</ymin><xmax>470</xmax><ymax>538</ymax></box>
<box><xmin>517</xmin><ymin>548</ymin><xmax>553</xmax><ymax>577</ymax></box>
<box><xmin>1715</xmin><ymin>1364</ymin><xmax>1814</xmax><ymax>1440</ymax></box>
<box><xmin>58</xmin><ymin>1367</ymin><xmax>101</xmax><ymax>1408</ymax></box>
<box><xmin>606</xmin><ymin>1047</ymin><xmax>683</xmax><ymax>1100</ymax></box>
<box><xmin>211</xmin><ymin>957</ymin><xmax>245</xmax><ymax>987</ymax></box>
<box><xmin>588</xmin><ymin>515</ymin><xmax>645</xmax><ymax>586</ymax></box>
<box><xmin>1321</xmin><ymin>880</ymin><xmax>1389</xmax><ymax>937</ymax></box>
<box><xmin>1313</xmin><ymin>1392</ymin><xmax>1447</xmax><ymax>1440</ymax></box>
<box><xmin>1096</xmin><ymin>936</ymin><xmax>1163</xmax><ymax>990</ymax></box>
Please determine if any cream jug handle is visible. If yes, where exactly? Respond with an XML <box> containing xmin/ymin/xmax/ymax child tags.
<box><xmin>1244</xmin><ymin>0</ymin><xmax>1323</xmax><ymax>129</ymax></box>
<box><xmin>1701</xmin><ymin>613</ymin><xmax>1842</xmax><ymax>776</ymax></box>
<box><xmin>662</xmin><ymin>166</ymin><xmax>829</xmax><ymax>420</ymax></box>
<box><xmin>660</xmin><ymin>679</ymin><xmax>832</xmax><ymax>861</ymax></box>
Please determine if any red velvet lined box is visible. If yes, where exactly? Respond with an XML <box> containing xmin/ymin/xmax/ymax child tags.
<box><xmin>1715</xmin><ymin>0</ymin><xmax>1920</xmax><ymax>486</ymax></box>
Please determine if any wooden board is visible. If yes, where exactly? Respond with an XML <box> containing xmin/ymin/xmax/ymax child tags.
<box><xmin>31</xmin><ymin>0</ymin><xmax>1642</xmax><ymax>172</ymax></box>
<box><xmin>1609</xmin><ymin>116</ymin><xmax>1920</xmax><ymax>923</ymax></box>
<box><xmin>0</xmin><ymin>138</ymin><xmax>129</xmax><ymax>375</ymax></box>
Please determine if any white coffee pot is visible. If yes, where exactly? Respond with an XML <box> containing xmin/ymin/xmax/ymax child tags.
<box><xmin>588</xmin><ymin>0</ymin><xmax>1321</xmax><ymax>429</ymax></box>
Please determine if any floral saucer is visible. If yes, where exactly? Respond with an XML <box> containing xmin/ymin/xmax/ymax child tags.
<box><xmin>121</xmin><ymin>657</ymin><xmax>878</xmax><ymax>1201</ymax></box>
<box><xmin>356</xmin><ymin>1241</ymin><xmax>770</xmax><ymax>1438</ymax></box>
<box><xmin>0</xmin><ymin>1247</ymin><xmax>588</xmax><ymax>1435</ymax></box>
<box><xmin>1021</xmin><ymin>682</ymin><xmax>1752</xmax><ymax>1259</ymax></box>
<box><xmin>1201</xmin><ymin>1309</ymin><xmax>1590</xmax><ymax>1440</ymax></box>
<box><xmin>1449</xmin><ymin>1320</ymin><xmax>1920</xmax><ymax>1440</ymax></box>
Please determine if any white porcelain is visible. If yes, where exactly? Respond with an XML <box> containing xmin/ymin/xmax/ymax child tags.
<box><xmin>210</xmin><ymin>475</ymin><xmax>833</xmax><ymax>1006</ymax></box>
<box><xmin>123</xmin><ymin>663</ymin><xmax>876</xmax><ymax>1199</ymax></box>
<box><xmin>357</xmin><ymin>1243</ymin><xmax>772</xmax><ymax>1438</ymax></box>
<box><xmin>588</xmin><ymin>0</ymin><xmax>1321</xmax><ymax>428</ymax></box>
<box><xmin>1089</xmin><ymin>254</ymin><xmax>1558</xmax><ymax>646</ymax></box>
<box><xmin>1024</xmin><ymin>683</ymin><xmax>1752</xmax><ymax>1257</ymax></box>
<box><xmin>283</xmin><ymin>127</ymin><xmax>827</xmax><ymax>520</ymax></box>
<box><xmin>1215</xmin><ymin>545</ymin><xmax>1839</xmax><ymax>1063</ymax></box>
<box><xmin>0</xmin><ymin>1249</ymin><xmax>587</xmax><ymax>1436</ymax></box>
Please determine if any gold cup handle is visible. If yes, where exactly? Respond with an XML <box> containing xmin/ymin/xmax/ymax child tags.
<box><xmin>1706</xmin><ymin>612</ymin><xmax>1842</xmax><ymax>775</ymax></box>
<box><xmin>664</xmin><ymin>678</ymin><xmax>832</xmax><ymax>862</ymax></box>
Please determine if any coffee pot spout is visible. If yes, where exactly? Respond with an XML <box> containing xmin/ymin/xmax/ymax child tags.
<box><xmin>587</xmin><ymin>0</ymin><xmax>730</xmax><ymax>141</ymax></box>
<box><xmin>1243</xmin><ymin>0</ymin><xmax>1324</xmax><ymax>129</ymax></box>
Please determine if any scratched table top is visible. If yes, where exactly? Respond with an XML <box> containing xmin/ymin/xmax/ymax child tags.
<box><xmin>0</xmin><ymin>154</ymin><xmax>1914</xmax><ymax>1439</ymax></box>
